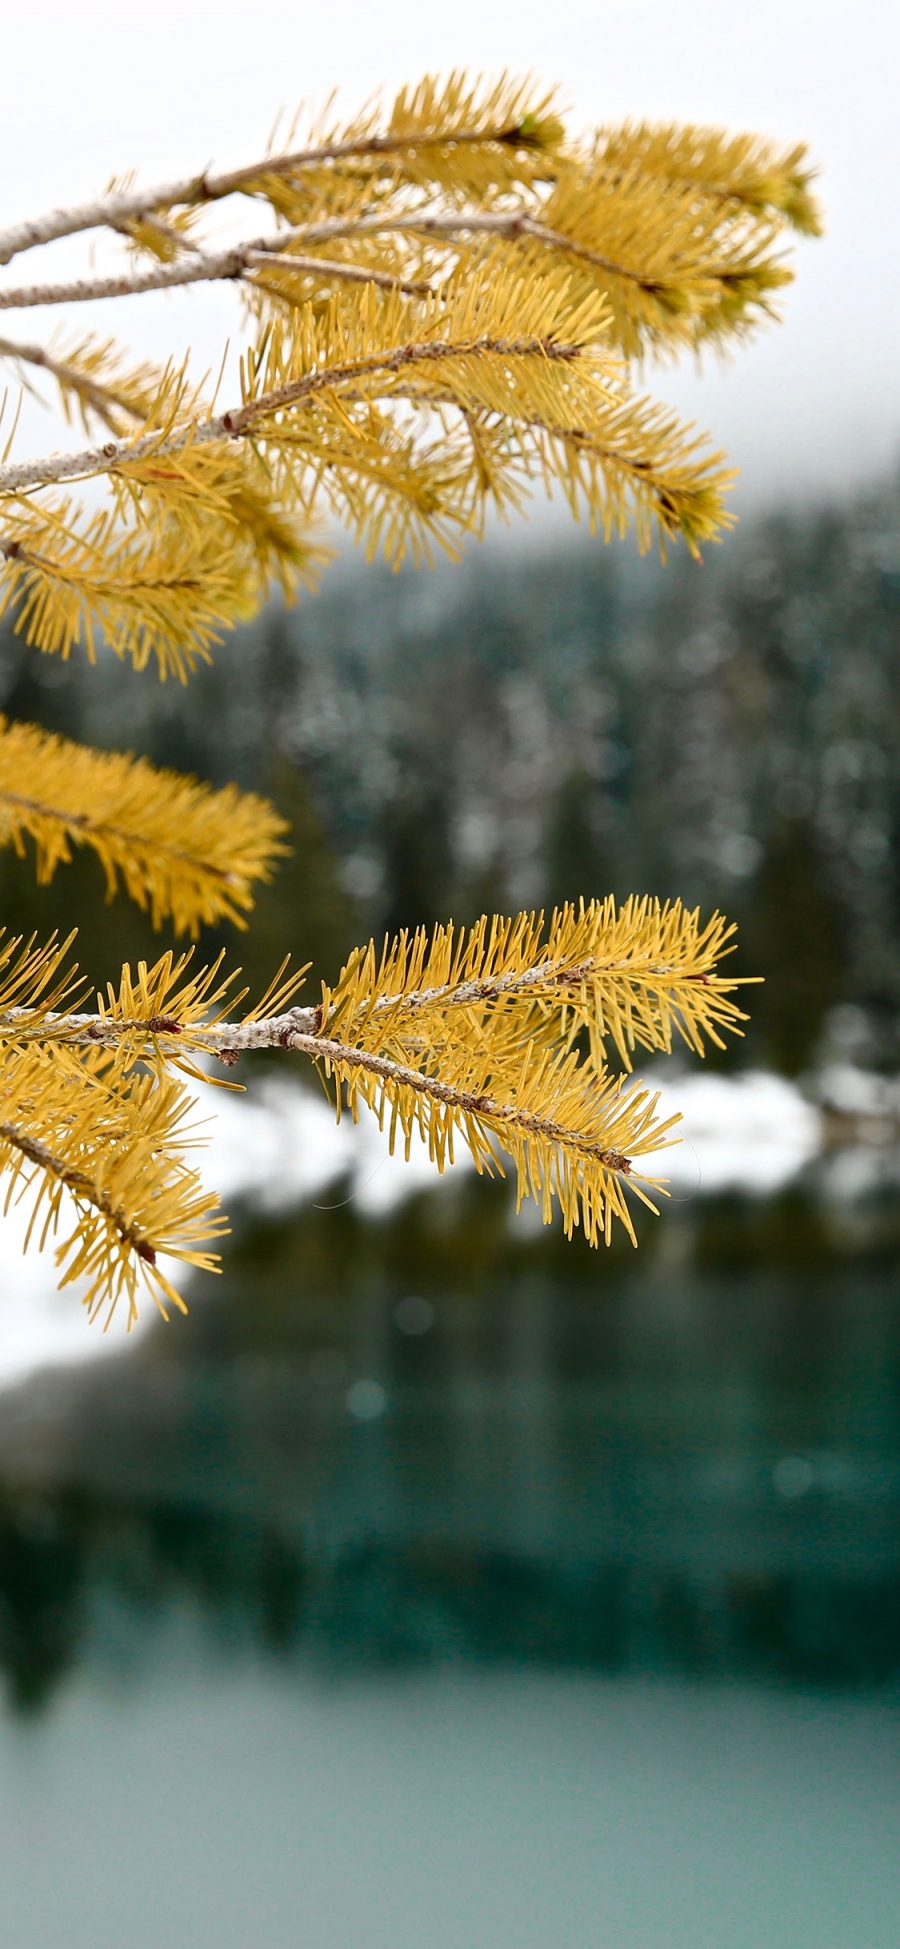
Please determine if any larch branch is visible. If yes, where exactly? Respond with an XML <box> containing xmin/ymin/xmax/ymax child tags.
<box><xmin>0</xmin><ymin>947</ymin><xmax>741</xmax><ymax>1055</ymax></box>
<box><xmin>277</xmin><ymin>208</ymin><xmax>660</xmax><ymax>290</ymax></box>
<box><xmin>0</xmin><ymin>332</ymin><xmax>587</xmax><ymax>496</ymax></box>
<box><xmin>284</xmin><ymin>1029</ymin><xmax>638</xmax><ymax>1179</ymax></box>
<box><xmin>0</xmin><ymin>965</ymin><xmax>574</xmax><ymax>1056</ymax></box>
<box><xmin>0</xmin><ymin>781</ymin><xmax>242</xmax><ymax>888</ymax></box>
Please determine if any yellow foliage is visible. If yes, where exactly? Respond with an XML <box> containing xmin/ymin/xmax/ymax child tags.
<box><xmin>0</xmin><ymin>900</ymin><xmax>752</xmax><ymax>1318</ymax></box>
<box><xmin>0</xmin><ymin>1039</ymin><xmax>225</xmax><ymax>1327</ymax></box>
<box><xmin>0</xmin><ymin>717</ymin><xmax>289</xmax><ymax>934</ymax></box>
<box><xmin>590</xmin><ymin>121</ymin><xmax>822</xmax><ymax>237</ymax></box>
<box><xmin>322</xmin><ymin>1031</ymin><xmax>675</xmax><ymax>1249</ymax></box>
<box><xmin>0</xmin><ymin>330</ymin><xmax>166</xmax><ymax>436</ymax></box>
<box><xmin>320</xmin><ymin>898</ymin><xmax>751</xmax><ymax>1074</ymax></box>
<box><xmin>242</xmin><ymin>73</ymin><xmax>567</xmax><ymax>221</ymax></box>
<box><xmin>0</xmin><ymin>71</ymin><xmax>813</xmax><ymax>1321</ymax></box>
<box><xmin>0</xmin><ymin>494</ymin><xmax>255</xmax><ymax>678</ymax></box>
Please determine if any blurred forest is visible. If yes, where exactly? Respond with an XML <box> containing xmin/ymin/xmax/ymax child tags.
<box><xmin>2</xmin><ymin>469</ymin><xmax>898</xmax><ymax>1073</ymax></box>
<box><xmin>1</xmin><ymin>471</ymin><xmax>899</xmax><ymax>1720</ymax></box>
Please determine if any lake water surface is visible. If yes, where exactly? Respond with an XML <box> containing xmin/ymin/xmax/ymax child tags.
<box><xmin>0</xmin><ymin>1103</ymin><xmax>897</xmax><ymax>1945</ymax></box>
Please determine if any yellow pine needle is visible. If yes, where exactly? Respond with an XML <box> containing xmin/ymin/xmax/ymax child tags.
<box><xmin>233</xmin><ymin>277</ymin><xmax>734</xmax><ymax>557</ymax></box>
<box><xmin>0</xmin><ymin>330</ymin><xmax>167</xmax><ymax>437</ymax></box>
<box><xmin>112</xmin><ymin>444</ymin><xmax>329</xmax><ymax>600</ymax></box>
<box><xmin>0</xmin><ymin>934</ymin><xmax>310</xmax><ymax>1062</ymax></box>
<box><xmin>0</xmin><ymin>926</ymin><xmax>84</xmax><ymax>1028</ymax></box>
<box><xmin>0</xmin><ymin>1041</ymin><xmax>226</xmax><ymax>1328</ymax></box>
<box><xmin>0</xmin><ymin>495</ymin><xmax>256</xmax><ymax>680</ymax></box>
<box><xmin>0</xmin><ymin>716</ymin><xmax>289</xmax><ymax>935</ymax></box>
<box><xmin>241</xmin><ymin>954</ymin><xmax>313</xmax><ymax>1022</ymax></box>
<box><xmin>93</xmin><ymin>946</ymin><xmax>309</xmax><ymax>1083</ymax></box>
<box><xmin>105</xmin><ymin>170</ymin><xmax>204</xmax><ymax>263</ymax></box>
<box><xmin>320</xmin><ymin>898</ymin><xmax>752</xmax><ymax>1072</ymax></box>
<box><xmin>519</xmin><ymin>398</ymin><xmax>735</xmax><ymax>557</ymax></box>
<box><xmin>311</xmin><ymin>1029</ymin><xmax>676</xmax><ymax>1248</ymax></box>
<box><xmin>591</xmin><ymin>122</ymin><xmax>823</xmax><ymax>238</ymax></box>
<box><xmin>241</xmin><ymin>73</ymin><xmax>567</xmax><ymax>222</ymax></box>
<box><xmin>98</xmin><ymin>947</ymin><xmax>309</xmax><ymax>1033</ymax></box>
<box><xmin>520</xmin><ymin>159</ymin><xmax>793</xmax><ymax>358</ymax></box>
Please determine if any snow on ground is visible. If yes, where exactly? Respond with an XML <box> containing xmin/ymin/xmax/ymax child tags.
<box><xmin>639</xmin><ymin>1069</ymin><xmax>823</xmax><ymax>1195</ymax></box>
<box><xmin>0</xmin><ymin>1068</ymin><xmax>891</xmax><ymax>1391</ymax></box>
<box><xmin>208</xmin><ymin>1075</ymin><xmax>449</xmax><ymax>1218</ymax></box>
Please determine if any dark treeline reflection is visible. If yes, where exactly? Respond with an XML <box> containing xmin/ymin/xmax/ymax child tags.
<box><xmin>1</xmin><ymin>1176</ymin><xmax>898</xmax><ymax>1716</ymax></box>
<box><xmin>1</xmin><ymin>471</ymin><xmax>898</xmax><ymax>1070</ymax></box>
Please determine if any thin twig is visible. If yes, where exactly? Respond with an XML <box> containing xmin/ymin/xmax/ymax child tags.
<box><xmin>284</xmin><ymin>1029</ymin><xmax>637</xmax><ymax>1177</ymax></box>
<box><xmin>293</xmin><ymin>208</ymin><xmax>762</xmax><ymax>292</ymax></box>
<box><xmin>0</xmin><ymin>227</ymin><xmax>436</xmax><ymax>311</ymax></box>
<box><xmin>240</xmin><ymin>250</ymin><xmax>432</xmax><ymax>296</ymax></box>
<box><xmin>0</xmin><ymin>331</ymin><xmax>144</xmax><ymax>429</ymax></box>
<box><xmin>355</xmin><ymin>383</ymin><xmax>731</xmax><ymax>500</ymax></box>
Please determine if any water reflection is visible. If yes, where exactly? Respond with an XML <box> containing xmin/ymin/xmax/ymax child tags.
<box><xmin>1</xmin><ymin>1177</ymin><xmax>897</xmax><ymax>1716</ymax></box>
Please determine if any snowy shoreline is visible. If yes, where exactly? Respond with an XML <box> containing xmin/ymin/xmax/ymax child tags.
<box><xmin>0</xmin><ymin>1066</ymin><xmax>896</xmax><ymax>1393</ymax></box>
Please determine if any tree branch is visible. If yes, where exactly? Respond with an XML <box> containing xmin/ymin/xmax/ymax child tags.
<box><xmin>0</xmin><ymin>231</ymin><xmax>434</xmax><ymax>311</ymax></box>
<box><xmin>0</xmin><ymin>122</ymin><xmax>542</xmax><ymax>268</ymax></box>
<box><xmin>0</xmin><ymin>952</ymin><xmax>597</xmax><ymax>1056</ymax></box>
<box><xmin>0</xmin><ymin>332</ymin><xmax>584</xmax><ymax>496</ymax></box>
<box><xmin>0</xmin><ymin>779</ymin><xmax>243</xmax><ymax>888</ymax></box>
<box><xmin>0</xmin><ymin>943</ymin><xmax>739</xmax><ymax>1059</ymax></box>
<box><xmin>284</xmin><ymin>1029</ymin><xmax>638</xmax><ymax>1179</ymax></box>
<box><xmin>0</xmin><ymin>201</ymin><xmax>679</xmax><ymax>317</ymax></box>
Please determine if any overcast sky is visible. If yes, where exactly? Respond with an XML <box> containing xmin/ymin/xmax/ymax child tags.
<box><xmin>1</xmin><ymin>0</ymin><xmax>897</xmax><ymax>518</ymax></box>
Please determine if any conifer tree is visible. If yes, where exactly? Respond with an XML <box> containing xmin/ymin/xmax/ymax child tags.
<box><xmin>0</xmin><ymin>74</ymin><xmax>819</xmax><ymax>1326</ymax></box>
